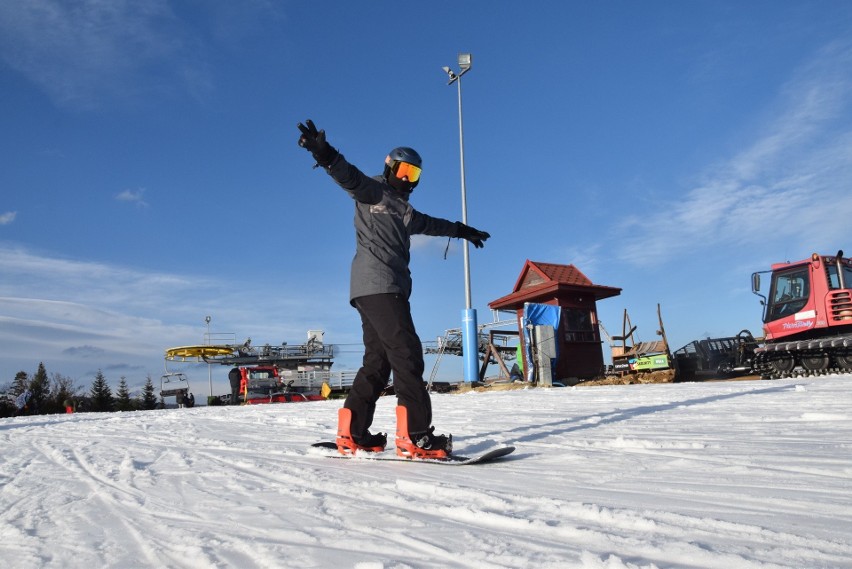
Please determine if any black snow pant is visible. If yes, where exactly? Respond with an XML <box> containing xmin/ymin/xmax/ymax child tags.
<box><xmin>228</xmin><ymin>368</ymin><xmax>242</xmax><ymax>405</ymax></box>
<box><xmin>345</xmin><ymin>293</ymin><xmax>432</xmax><ymax>439</ymax></box>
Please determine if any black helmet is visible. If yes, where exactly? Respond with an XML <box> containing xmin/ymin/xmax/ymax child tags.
<box><xmin>387</xmin><ymin>146</ymin><xmax>422</xmax><ymax>168</ymax></box>
<box><xmin>384</xmin><ymin>146</ymin><xmax>422</xmax><ymax>193</ymax></box>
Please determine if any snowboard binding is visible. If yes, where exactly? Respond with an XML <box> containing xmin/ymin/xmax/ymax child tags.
<box><xmin>336</xmin><ymin>407</ymin><xmax>386</xmax><ymax>455</ymax></box>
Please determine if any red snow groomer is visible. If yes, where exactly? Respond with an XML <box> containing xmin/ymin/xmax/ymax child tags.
<box><xmin>752</xmin><ymin>249</ymin><xmax>852</xmax><ymax>378</ymax></box>
<box><xmin>240</xmin><ymin>366</ymin><xmax>327</xmax><ymax>405</ymax></box>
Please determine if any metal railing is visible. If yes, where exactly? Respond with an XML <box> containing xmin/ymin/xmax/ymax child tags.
<box><xmin>279</xmin><ymin>370</ymin><xmax>358</xmax><ymax>391</ymax></box>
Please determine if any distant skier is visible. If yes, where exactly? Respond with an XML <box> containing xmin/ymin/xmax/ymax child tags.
<box><xmin>228</xmin><ymin>367</ymin><xmax>242</xmax><ymax>405</ymax></box>
<box><xmin>297</xmin><ymin>119</ymin><xmax>490</xmax><ymax>459</ymax></box>
<box><xmin>14</xmin><ymin>389</ymin><xmax>32</xmax><ymax>416</ymax></box>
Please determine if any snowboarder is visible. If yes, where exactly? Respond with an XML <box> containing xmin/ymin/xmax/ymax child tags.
<box><xmin>297</xmin><ymin>119</ymin><xmax>490</xmax><ymax>459</ymax></box>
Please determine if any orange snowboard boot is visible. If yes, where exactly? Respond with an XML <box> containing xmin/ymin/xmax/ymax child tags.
<box><xmin>395</xmin><ymin>405</ymin><xmax>452</xmax><ymax>459</ymax></box>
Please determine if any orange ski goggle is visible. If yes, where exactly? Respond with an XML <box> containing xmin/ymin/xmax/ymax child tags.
<box><xmin>389</xmin><ymin>160</ymin><xmax>422</xmax><ymax>183</ymax></box>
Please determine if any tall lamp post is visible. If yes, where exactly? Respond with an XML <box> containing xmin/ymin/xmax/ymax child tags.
<box><xmin>443</xmin><ymin>53</ymin><xmax>478</xmax><ymax>385</ymax></box>
<box><xmin>205</xmin><ymin>316</ymin><xmax>212</xmax><ymax>398</ymax></box>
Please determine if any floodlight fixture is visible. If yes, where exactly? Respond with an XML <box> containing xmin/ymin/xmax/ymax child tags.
<box><xmin>458</xmin><ymin>53</ymin><xmax>472</xmax><ymax>73</ymax></box>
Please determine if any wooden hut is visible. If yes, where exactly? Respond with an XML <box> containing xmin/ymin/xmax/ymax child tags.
<box><xmin>489</xmin><ymin>260</ymin><xmax>621</xmax><ymax>381</ymax></box>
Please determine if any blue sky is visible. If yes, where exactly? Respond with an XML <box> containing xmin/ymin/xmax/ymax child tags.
<box><xmin>2</xmin><ymin>1</ymin><xmax>852</xmax><ymax>397</ymax></box>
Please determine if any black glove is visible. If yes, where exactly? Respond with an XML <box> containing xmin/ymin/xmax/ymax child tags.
<box><xmin>297</xmin><ymin>119</ymin><xmax>338</xmax><ymax>167</ymax></box>
<box><xmin>455</xmin><ymin>222</ymin><xmax>490</xmax><ymax>248</ymax></box>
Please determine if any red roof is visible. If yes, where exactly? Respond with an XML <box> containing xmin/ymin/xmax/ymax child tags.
<box><xmin>489</xmin><ymin>260</ymin><xmax>621</xmax><ymax>310</ymax></box>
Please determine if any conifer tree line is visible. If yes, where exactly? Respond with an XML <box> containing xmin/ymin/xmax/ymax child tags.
<box><xmin>1</xmin><ymin>362</ymin><xmax>160</xmax><ymax>418</ymax></box>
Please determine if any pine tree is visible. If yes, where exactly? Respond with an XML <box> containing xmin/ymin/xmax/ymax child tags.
<box><xmin>29</xmin><ymin>363</ymin><xmax>50</xmax><ymax>415</ymax></box>
<box><xmin>115</xmin><ymin>377</ymin><xmax>134</xmax><ymax>412</ymax></box>
<box><xmin>140</xmin><ymin>375</ymin><xmax>159</xmax><ymax>410</ymax></box>
<box><xmin>89</xmin><ymin>370</ymin><xmax>114</xmax><ymax>412</ymax></box>
<box><xmin>11</xmin><ymin>371</ymin><xmax>29</xmax><ymax>397</ymax></box>
<box><xmin>0</xmin><ymin>378</ymin><xmax>17</xmax><ymax>417</ymax></box>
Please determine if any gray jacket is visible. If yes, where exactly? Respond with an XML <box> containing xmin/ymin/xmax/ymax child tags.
<box><xmin>324</xmin><ymin>153</ymin><xmax>460</xmax><ymax>302</ymax></box>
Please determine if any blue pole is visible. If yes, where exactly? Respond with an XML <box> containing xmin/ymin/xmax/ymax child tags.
<box><xmin>445</xmin><ymin>55</ymin><xmax>477</xmax><ymax>386</ymax></box>
<box><xmin>462</xmin><ymin>308</ymin><xmax>479</xmax><ymax>383</ymax></box>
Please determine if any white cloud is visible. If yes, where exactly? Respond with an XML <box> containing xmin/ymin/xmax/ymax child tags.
<box><xmin>0</xmin><ymin>211</ymin><xmax>16</xmax><ymax>225</ymax></box>
<box><xmin>0</xmin><ymin>246</ymin><xmax>198</xmax><ymax>311</ymax></box>
<box><xmin>555</xmin><ymin>244</ymin><xmax>604</xmax><ymax>282</ymax></box>
<box><xmin>0</xmin><ymin>0</ymin><xmax>203</xmax><ymax>109</ymax></box>
<box><xmin>617</xmin><ymin>41</ymin><xmax>852</xmax><ymax>265</ymax></box>
<box><xmin>411</xmin><ymin>233</ymin><xmax>456</xmax><ymax>255</ymax></box>
<box><xmin>0</xmin><ymin>244</ymin><xmax>359</xmax><ymax>382</ymax></box>
<box><xmin>0</xmin><ymin>1</ymin><xmax>283</xmax><ymax>110</ymax></box>
<box><xmin>116</xmin><ymin>188</ymin><xmax>149</xmax><ymax>208</ymax></box>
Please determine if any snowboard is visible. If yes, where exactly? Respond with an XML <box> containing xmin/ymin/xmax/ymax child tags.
<box><xmin>311</xmin><ymin>441</ymin><xmax>515</xmax><ymax>465</ymax></box>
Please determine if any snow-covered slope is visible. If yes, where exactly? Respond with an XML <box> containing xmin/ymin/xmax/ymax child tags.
<box><xmin>2</xmin><ymin>376</ymin><xmax>851</xmax><ymax>568</ymax></box>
